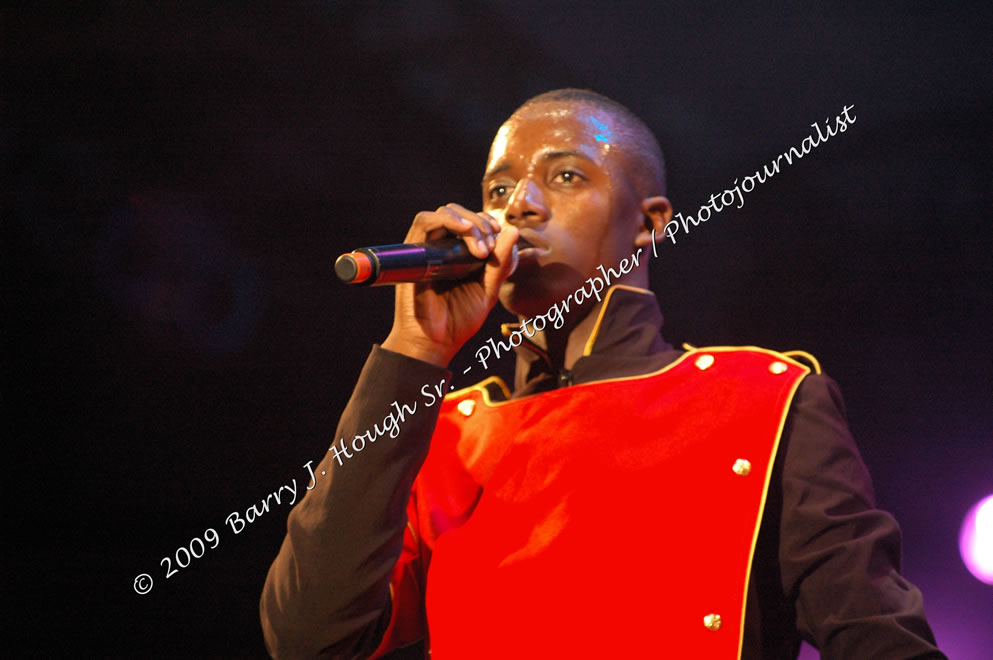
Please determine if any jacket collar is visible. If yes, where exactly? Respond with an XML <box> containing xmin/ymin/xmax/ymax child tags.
<box><xmin>501</xmin><ymin>285</ymin><xmax>674</xmax><ymax>397</ymax></box>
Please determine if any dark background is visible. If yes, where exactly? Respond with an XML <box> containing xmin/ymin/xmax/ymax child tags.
<box><xmin>4</xmin><ymin>1</ymin><xmax>991</xmax><ymax>657</ymax></box>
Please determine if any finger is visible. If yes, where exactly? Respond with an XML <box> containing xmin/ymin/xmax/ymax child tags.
<box><xmin>444</xmin><ymin>204</ymin><xmax>495</xmax><ymax>257</ymax></box>
<box><xmin>409</xmin><ymin>208</ymin><xmax>485</xmax><ymax>255</ymax></box>
<box><xmin>482</xmin><ymin>224</ymin><xmax>519</xmax><ymax>300</ymax></box>
<box><xmin>480</xmin><ymin>210</ymin><xmax>503</xmax><ymax>234</ymax></box>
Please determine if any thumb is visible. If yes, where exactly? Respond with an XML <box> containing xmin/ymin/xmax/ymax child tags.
<box><xmin>482</xmin><ymin>225</ymin><xmax>519</xmax><ymax>302</ymax></box>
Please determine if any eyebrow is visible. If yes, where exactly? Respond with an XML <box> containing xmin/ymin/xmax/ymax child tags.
<box><xmin>482</xmin><ymin>149</ymin><xmax>592</xmax><ymax>183</ymax></box>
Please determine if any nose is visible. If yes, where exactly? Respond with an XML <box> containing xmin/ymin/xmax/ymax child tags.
<box><xmin>503</xmin><ymin>178</ymin><xmax>547</xmax><ymax>226</ymax></box>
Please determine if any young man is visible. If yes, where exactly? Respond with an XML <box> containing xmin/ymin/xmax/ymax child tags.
<box><xmin>261</xmin><ymin>89</ymin><xmax>944</xmax><ymax>659</ymax></box>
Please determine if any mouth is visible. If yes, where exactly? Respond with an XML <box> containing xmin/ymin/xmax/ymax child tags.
<box><xmin>515</xmin><ymin>230</ymin><xmax>550</xmax><ymax>262</ymax></box>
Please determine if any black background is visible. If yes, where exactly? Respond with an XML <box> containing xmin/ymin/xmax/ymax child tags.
<box><xmin>5</xmin><ymin>2</ymin><xmax>991</xmax><ymax>657</ymax></box>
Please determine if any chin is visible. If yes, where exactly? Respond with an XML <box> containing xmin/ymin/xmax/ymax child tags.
<box><xmin>498</xmin><ymin>280</ymin><xmax>541</xmax><ymax>318</ymax></box>
<box><xmin>498</xmin><ymin>265</ymin><xmax>580</xmax><ymax>318</ymax></box>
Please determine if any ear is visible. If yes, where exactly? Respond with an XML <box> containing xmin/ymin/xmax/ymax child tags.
<box><xmin>633</xmin><ymin>196</ymin><xmax>672</xmax><ymax>248</ymax></box>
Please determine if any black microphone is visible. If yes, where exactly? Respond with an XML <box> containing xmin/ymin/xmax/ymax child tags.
<box><xmin>335</xmin><ymin>239</ymin><xmax>485</xmax><ymax>286</ymax></box>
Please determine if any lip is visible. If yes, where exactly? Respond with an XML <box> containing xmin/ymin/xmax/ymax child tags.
<box><xmin>515</xmin><ymin>229</ymin><xmax>550</xmax><ymax>262</ymax></box>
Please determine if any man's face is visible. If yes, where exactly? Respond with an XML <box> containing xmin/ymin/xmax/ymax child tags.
<box><xmin>482</xmin><ymin>101</ymin><xmax>644</xmax><ymax>319</ymax></box>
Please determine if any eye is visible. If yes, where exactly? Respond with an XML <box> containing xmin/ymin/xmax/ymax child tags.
<box><xmin>554</xmin><ymin>170</ymin><xmax>584</xmax><ymax>185</ymax></box>
<box><xmin>488</xmin><ymin>184</ymin><xmax>510</xmax><ymax>201</ymax></box>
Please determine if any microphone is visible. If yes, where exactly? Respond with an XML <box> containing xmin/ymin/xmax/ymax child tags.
<box><xmin>335</xmin><ymin>239</ymin><xmax>485</xmax><ymax>286</ymax></box>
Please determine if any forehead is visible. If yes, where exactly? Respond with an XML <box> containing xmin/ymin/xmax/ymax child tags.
<box><xmin>485</xmin><ymin>102</ymin><xmax>620</xmax><ymax>170</ymax></box>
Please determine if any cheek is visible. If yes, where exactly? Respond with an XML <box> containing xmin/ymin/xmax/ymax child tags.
<box><xmin>587</xmin><ymin>193</ymin><xmax>618</xmax><ymax>261</ymax></box>
<box><xmin>551</xmin><ymin>190</ymin><xmax>614</xmax><ymax>267</ymax></box>
<box><xmin>602</xmin><ymin>184</ymin><xmax>640</xmax><ymax>248</ymax></box>
<box><xmin>559</xmin><ymin>225</ymin><xmax>607</xmax><ymax>275</ymax></box>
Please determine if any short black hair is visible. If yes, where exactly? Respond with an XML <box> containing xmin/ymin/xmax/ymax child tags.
<box><xmin>516</xmin><ymin>88</ymin><xmax>666</xmax><ymax>197</ymax></box>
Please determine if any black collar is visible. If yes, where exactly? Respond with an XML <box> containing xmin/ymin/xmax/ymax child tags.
<box><xmin>502</xmin><ymin>285</ymin><xmax>678</xmax><ymax>398</ymax></box>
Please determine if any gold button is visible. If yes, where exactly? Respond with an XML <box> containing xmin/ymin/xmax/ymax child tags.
<box><xmin>703</xmin><ymin>613</ymin><xmax>723</xmax><ymax>631</ymax></box>
<box><xmin>732</xmin><ymin>458</ymin><xmax>752</xmax><ymax>476</ymax></box>
<box><xmin>694</xmin><ymin>354</ymin><xmax>715</xmax><ymax>370</ymax></box>
<box><xmin>457</xmin><ymin>399</ymin><xmax>476</xmax><ymax>416</ymax></box>
<box><xmin>769</xmin><ymin>361</ymin><xmax>788</xmax><ymax>374</ymax></box>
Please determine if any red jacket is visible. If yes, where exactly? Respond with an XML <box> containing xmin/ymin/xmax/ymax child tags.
<box><xmin>261</xmin><ymin>286</ymin><xmax>944</xmax><ymax>660</ymax></box>
<box><xmin>374</xmin><ymin>347</ymin><xmax>809</xmax><ymax>659</ymax></box>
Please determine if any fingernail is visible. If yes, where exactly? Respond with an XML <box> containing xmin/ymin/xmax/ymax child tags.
<box><xmin>487</xmin><ymin>235</ymin><xmax>495</xmax><ymax>249</ymax></box>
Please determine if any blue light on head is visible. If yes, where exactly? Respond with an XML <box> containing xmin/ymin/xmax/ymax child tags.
<box><xmin>588</xmin><ymin>114</ymin><xmax>612</xmax><ymax>143</ymax></box>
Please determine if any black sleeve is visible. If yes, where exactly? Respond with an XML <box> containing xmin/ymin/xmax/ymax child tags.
<box><xmin>260</xmin><ymin>344</ymin><xmax>450</xmax><ymax>659</ymax></box>
<box><xmin>777</xmin><ymin>373</ymin><xmax>946</xmax><ymax>659</ymax></box>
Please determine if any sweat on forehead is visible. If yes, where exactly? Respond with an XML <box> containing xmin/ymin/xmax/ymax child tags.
<box><xmin>508</xmin><ymin>89</ymin><xmax>667</xmax><ymax>196</ymax></box>
<box><xmin>511</xmin><ymin>102</ymin><xmax>616</xmax><ymax>148</ymax></box>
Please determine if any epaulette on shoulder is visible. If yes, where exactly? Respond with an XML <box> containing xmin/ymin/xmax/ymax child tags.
<box><xmin>445</xmin><ymin>375</ymin><xmax>512</xmax><ymax>405</ymax></box>
<box><xmin>681</xmin><ymin>343</ymin><xmax>822</xmax><ymax>375</ymax></box>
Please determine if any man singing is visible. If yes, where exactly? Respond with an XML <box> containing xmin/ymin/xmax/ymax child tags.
<box><xmin>260</xmin><ymin>89</ymin><xmax>944</xmax><ymax>659</ymax></box>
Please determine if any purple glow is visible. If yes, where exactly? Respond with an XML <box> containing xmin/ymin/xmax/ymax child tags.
<box><xmin>959</xmin><ymin>494</ymin><xmax>993</xmax><ymax>585</ymax></box>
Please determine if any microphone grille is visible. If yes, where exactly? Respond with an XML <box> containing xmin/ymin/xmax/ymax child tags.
<box><xmin>335</xmin><ymin>251</ymin><xmax>373</xmax><ymax>283</ymax></box>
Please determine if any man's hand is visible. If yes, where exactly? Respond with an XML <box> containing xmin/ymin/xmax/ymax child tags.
<box><xmin>381</xmin><ymin>203</ymin><xmax>519</xmax><ymax>367</ymax></box>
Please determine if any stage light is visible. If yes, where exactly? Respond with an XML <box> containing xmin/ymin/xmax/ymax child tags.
<box><xmin>959</xmin><ymin>494</ymin><xmax>993</xmax><ymax>585</ymax></box>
